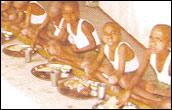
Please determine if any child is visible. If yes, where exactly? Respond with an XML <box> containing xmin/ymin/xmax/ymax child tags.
<box><xmin>102</xmin><ymin>22</ymin><xmax>139</xmax><ymax>79</ymax></box>
<box><xmin>32</xmin><ymin>2</ymin><xmax>81</xmax><ymax>67</ymax></box>
<box><xmin>117</xmin><ymin>24</ymin><xmax>171</xmax><ymax>108</ymax></box>
<box><xmin>85</xmin><ymin>22</ymin><xmax>139</xmax><ymax>84</ymax></box>
<box><xmin>19</xmin><ymin>1</ymin><xmax>47</xmax><ymax>40</ymax></box>
<box><xmin>1</xmin><ymin>1</ymin><xmax>17</xmax><ymax>27</ymax></box>
<box><xmin>32</xmin><ymin>1</ymin><xmax>65</xmax><ymax>48</ymax></box>
<box><xmin>10</xmin><ymin>1</ymin><xmax>29</xmax><ymax>32</ymax></box>
<box><xmin>61</xmin><ymin>2</ymin><xmax>119</xmax><ymax>78</ymax></box>
<box><xmin>1</xmin><ymin>1</ymin><xmax>28</xmax><ymax>35</ymax></box>
<box><xmin>62</xmin><ymin>1</ymin><xmax>101</xmax><ymax>53</ymax></box>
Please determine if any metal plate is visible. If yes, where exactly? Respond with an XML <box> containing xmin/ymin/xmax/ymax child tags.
<box><xmin>3</xmin><ymin>44</ymin><xmax>35</xmax><ymax>57</ymax></box>
<box><xmin>57</xmin><ymin>78</ymin><xmax>93</xmax><ymax>99</ymax></box>
<box><xmin>31</xmin><ymin>63</ymin><xmax>72</xmax><ymax>81</ymax></box>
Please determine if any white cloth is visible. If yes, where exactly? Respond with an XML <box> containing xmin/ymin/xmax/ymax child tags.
<box><xmin>29</xmin><ymin>1</ymin><xmax>47</xmax><ymax>24</ymax></box>
<box><xmin>104</xmin><ymin>42</ymin><xmax>139</xmax><ymax>72</ymax></box>
<box><xmin>67</xmin><ymin>19</ymin><xmax>101</xmax><ymax>49</ymax></box>
<box><xmin>150</xmin><ymin>51</ymin><xmax>171</xmax><ymax>85</ymax></box>
<box><xmin>53</xmin><ymin>18</ymin><xmax>64</xmax><ymax>36</ymax></box>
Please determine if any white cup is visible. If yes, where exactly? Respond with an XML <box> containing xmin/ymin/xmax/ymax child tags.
<box><xmin>24</xmin><ymin>47</ymin><xmax>33</xmax><ymax>63</ymax></box>
<box><xmin>98</xmin><ymin>83</ymin><xmax>106</xmax><ymax>99</ymax></box>
<box><xmin>50</xmin><ymin>70</ymin><xmax>60</xmax><ymax>87</ymax></box>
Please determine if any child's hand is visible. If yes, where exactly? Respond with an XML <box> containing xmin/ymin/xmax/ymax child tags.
<box><xmin>48</xmin><ymin>56</ymin><xmax>57</xmax><ymax>63</ymax></box>
<box><xmin>21</xmin><ymin>28</ymin><xmax>29</xmax><ymax>36</ymax></box>
<box><xmin>108</xmin><ymin>75</ymin><xmax>118</xmax><ymax>85</ymax></box>
<box><xmin>80</xmin><ymin>62</ymin><xmax>96</xmax><ymax>74</ymax></box>
<box><xmin>116</xmin><ymin>90</ymin><xmax>131</xmax><ymax>107</ymax></box>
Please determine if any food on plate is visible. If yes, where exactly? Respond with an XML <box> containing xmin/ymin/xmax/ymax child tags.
<box><xmin>7</xmin><ymin>45</ymin><xmax>30</xmax><ymax>51</ymax></box>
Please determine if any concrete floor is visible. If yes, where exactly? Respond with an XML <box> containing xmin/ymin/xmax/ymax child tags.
<box><xmin>1</xmin><ymin>1</ymin><xmax>157</xmax><ymax>109</ymax></box>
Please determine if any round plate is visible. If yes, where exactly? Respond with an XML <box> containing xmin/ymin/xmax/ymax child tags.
<box><xmin>3</xmin><ymin>44</ymin><xmax>35</xmax><ymax>57</ymax></box>
<box><xmin>57</xmin><ymin>78</ymin><xmax>93</xmax><ymax>99</ymax></box>
<box><xmin>31</xmin><ymin>63</ymin><xmax>72</xmax><ymax>81</ymax></box>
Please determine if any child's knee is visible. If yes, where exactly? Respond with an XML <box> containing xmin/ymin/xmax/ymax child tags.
<box><xmin>119</xmin><ymin>76</ymin><xmax>130</xmax><ymax>89</ymax></box>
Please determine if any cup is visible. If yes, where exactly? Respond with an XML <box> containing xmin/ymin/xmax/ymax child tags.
<box><xmin>24</xmin><ymin>47</ymin><xmax>33</xmax><ymax>63</ymax></box>
<box><xmin>97</xmin><ymin>83</ymin><xmax>106</xmax><ymax>99</ymax></box>
<box><xmin>50</xmin><ymin>69</ymin><xmax>60</xmax><ymax>87</ymax></box>
<box><xmin>90</xmin><ymin>82</ymin><xmax>99</xmax><ymax>96</ymax></box>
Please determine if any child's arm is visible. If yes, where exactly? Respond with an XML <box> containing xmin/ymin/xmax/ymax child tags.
<box><xmin>88</xmin><ymin>45</ymin><xmax>105</xmax><ymax>74</ymax></box>
<box><xmin>127</xmin><ymin>48</ymin><xmax>150</xmax><ymax>90</ymax></box>
<box><xmin>24</xmin><ymin>5</ymin><xmax>31</xmax><ymax>28</ymax></box>
<box><xmin>117</xmin><ymin>44</ymin><xmax>135</xmax><ymax>79</ymax></box>
<box><xmin>95</xmin><ymin>45</ymin><xmax>105</xmax><ymax>64</ymax></box>
<box><xmin>117</xmin><ymin>44</ymin><xmax>126</xmax><ymax>79</ymax></box>
<box><xmin>72</xmin><ymin>21</ymin><xmax>97</xmax><ymax>53</ymax></box>
<box><xmin>31</xmin><ymin>17</ymin><xmax>49</xmax><ymax>48</ymax></box>
<box><xmin>117</xmin><ymin>48</ymin><xmax>150</xmax><ymax>107</ymax></box>
<box><xmin>47</xmin><ymin>23</ymin><xmax>69</xmax><ymax>42</ymax></box>
<box><xmin>36</xmin><ymin>16</ymin><xmax>50</xmax><ymax>35</ymax></box>
<box><xmin>29</xmin><ymin>2</ymin><xmax>45</xmax><ymax>15</ymax></box>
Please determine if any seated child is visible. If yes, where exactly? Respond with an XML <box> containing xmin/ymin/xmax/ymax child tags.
<box><xmin>85</xmin><ymin>22</ymin><xmax>139</xmax><ymax>84</ymax></box>
<box><xmin>2</xmin><ymin>1</ymin><xmax>29</xmax><ymax>35</ymax></box>
<box><xmin>117</xmin><ymin>24</ymin><xmax>171</xmax><ymax>108</ymax></box>
<box><xmin>19</xmin><ymin>1</ymin><xmax>47</xmax><ymax>40</ymax></box>
<box><xmin>32</xmin><ymin>2</ymin><xmax>81</xmax><ymax>67</ymax></box>
<box><xmin>33</xmin><ymin>1</ymin><xmax>65</xmax><ymax>48</ymax></box>
<box><xmin>60</xmin><ymin>2</ymin><xmax>119</xmax><ymax>76</ymax></box>
<box><xmin>62</xmin><ymin>1</ymin><xmax>101</xmax><ymax>53</ymax></box>
<box><xmin>102</xmin><ymin>22</ymin><xmax>139</xmax><ymax>79</ymax></box>
<box><xmin>1</xmin><ymin>1</ymin><xmax>19</xmax><ymax>28</ymax></box>
<box><xmin>10</xmin><ymin>1</ymin><xmax>29</xmax><ymax>32</ymax></box>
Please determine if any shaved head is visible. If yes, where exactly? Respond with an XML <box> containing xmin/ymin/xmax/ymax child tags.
<box><xmin>151</xmin><ymin>24</ymin><xmax>171</xmax><ymax>43</ymax></box>
<box><xmin>103</xmin><ymin>22</ymin><xmax>121</xmax><ymax>35</ymax></box>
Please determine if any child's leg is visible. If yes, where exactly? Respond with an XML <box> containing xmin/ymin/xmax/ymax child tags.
<box><xmin>91</xmin><ymin>70</ymin><xmax>110</xmax><ymax>83</ymax></box>
<box><xmin>91</xmin><ymin>58</ymin><xmax>118</xmax><ymax>84</ymax></box>
<box><xmin>132</xmin><ymin>86</ymin><xmax>163</xmax><ymax>101</ymax></box>
<box><xmin>131</xmin><ymin>94</ymin><xmax>171</xmax><ymax>109</ymax></box>
<box><xmin>119</xmin><ymin>74</ymin><xmax>169</xmax><ymax>101</ymax></box>
<box><xmin>47</xmin><ymin>40</ymin><xmax>82</xmax><ymax>67</ymax></box>
<box><xmin>144</xmin><ymin>81</ymin><xmax>171</xmax><ymax>97</ymax></box>
<box><xmin>98</xmin><ymin>58</ymin><xmax>116</xmax><ymax>76</ymax></box>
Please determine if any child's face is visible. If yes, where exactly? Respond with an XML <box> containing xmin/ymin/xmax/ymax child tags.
<box><xmin>102</xmin><ymin>25</ymin><xmax>121</xmax><ymax>45</ymax></box>
<box><xmin>149</xmin><ymin>28</ymin><xmax>168</xmax><ymax>53</ymax></box>
<box><xmin>1</xmin><ymin>1</ymin><xmax>11</xmax><ymax>11</ymax></box>
<box><xmin>62</xmin><ymin>4</ymin><xmax>79</xmax><ymax>23</ymax></box>
<box><xmin>48</xmin><ymin>3</ymin><xmax>62</xmax><ymax>18</ymax></box>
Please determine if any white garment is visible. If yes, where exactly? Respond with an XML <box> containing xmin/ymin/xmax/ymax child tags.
<box><xmin>67</xmin><ymin>19</ymin><xmax>101</xmax><ymax>49</ymax></box>
<box><xmin>29</xmin><ymin>1</ymin><xmax>47</xmax><ymax>24</ymax></box>
<box><xmin>150</xmin><ymin>51</ymin><xmax>171</xmax><ymax>85</ymax></box>
<box><xmin>53</xmin><ymin>18</ymin><xmax>64</xmax><ymax>36</ymax></box>
<box><xmin>104</xmin><ymin>42</ymin><xmax>139</xmax><ymax>72</ymax></box>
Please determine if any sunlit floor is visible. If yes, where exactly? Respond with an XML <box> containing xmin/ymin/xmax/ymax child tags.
<box><xmin>1</xmin><ymin>39</ymin><xmax>98</xmax><ymax>109</ymax></box>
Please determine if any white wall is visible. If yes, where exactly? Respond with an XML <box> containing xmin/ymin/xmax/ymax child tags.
<box><xmin>99</xmin><ymin>1</ymin><xmax>171</xmax><ymax>47</ymax></box>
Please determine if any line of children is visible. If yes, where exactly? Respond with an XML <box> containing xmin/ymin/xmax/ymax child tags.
<box><xmin>1</xmin><ymin>1</ymin><xmax>171</xmax><ymax>108</ymax></box>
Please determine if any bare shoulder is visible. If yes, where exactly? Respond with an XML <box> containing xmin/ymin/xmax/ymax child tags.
<box><xmin>119</xmin><ymin>43</ymin><xmax>135</xmax><ymax>60</ymax></box>
<box><xmin>28</xmin><ymin>2</ymin><xmax>45</xmax><ymax>15</ymax></box>
<box><xmin>119</xmin><ymin>43</ymin><xmax>134</xmax><ymax>53</ymax></box>
<box><xmin>82</xmin><ymin>20</ymin><xmax>94</xmax><ymax>32</ymax></box>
